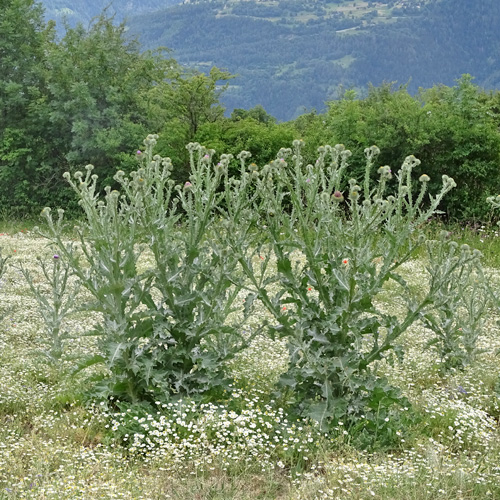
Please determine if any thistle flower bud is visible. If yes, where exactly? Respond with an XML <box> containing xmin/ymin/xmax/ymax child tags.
<box><xmin>186</xmin><ymin>142</ymin><xmax>200</xmax><ymax>153</ymax></box>
<box><xmin>378</xmin><ymin>165</ymin><xmax>392</xmax><ymax>180</ymax></box>
<box><xmin>63</xmin><ymin>172</ymin><xmax>71</xmax><ymax>180</ymax></box>
<box><xmin>85</xmin><ymin>164</ymin><xmax>94</xmax><ymax>172</ymax></box>
<box><xmin>237</xmin><ymin>150</ymin><xmax>252</xmax><ymax>161</ymax></box>
<box><xmin>442</xmin><ymin>175</ymin><xmax>457</xmax><ymax>190</ymax></box>
<box><xmin>364</xmin><ymin>145</ymin><xmax>380</xmax><ymax>160</ymax></box>
<box><xmin>332</xmin><ymin>190</ymin><xmax>344</xmax><ymax>202</ymax></box>
<box><xmin>144</xmin><ymin>134</ymin><xmax>158</xmax><ymax>146</ymax></box>
<box><xmin>402</xmin><ymin>155</ymin><xmax>421</xmax><ymax>170</ymax></box>
<box><xmin>74</xmin><ymin>171</ymin><xmax>83</xmax><ymax>180</ymax></box>
<box><xmin>419</xmin><ymin>174</ymin><xmax>430</xmax><ymax>183</ymax></box>
<box><xmin>292</xmin><ymin>139</ymin><xmax>304</xmax><ymax>148</ymax></box>
<box><xmin>220</xmin><ymin>153</ymin><xmax>233</xmax><ymax>162</ymax></box>
<box><xmin>184</xmin><ymin>181</ymin><xmax>193</xmax><ymax>190</ymax></box>
<box><xmin>277</xmin><ymin>147</ymin><xmax>291</xmax><ymax>158</ymax></box>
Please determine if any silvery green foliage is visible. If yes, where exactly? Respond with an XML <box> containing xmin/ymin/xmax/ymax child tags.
<box><xmin>41</xmin><ymin>135</ymin><xmax>252</xmax><ymax>403</ymax></box>
<box><xmin>0</xmin><ymin>248</ymin><xmax>8</xmax><ymax>279</ymax></box>
<box><xmin>0</xmin><ymin>248</ymin><xmax>10</xmax><ymax>321</ymax></box>
<box><xmin>421</xmin><ymin>239</ymin><xmax>484</xmax><ymax>372</ymax></box>
<box><xmin>482</xmin><ymin>195</ymin><xmax>500</xmax><ymax>358</ymax></box>
<box><xmin>223</xmin><ymin>141</ymin><xmax>463</xmax><ymax>435</ymax></box>
<box><xmin>19</xmin><ymin>253</ymin><xmax>80</xmax><ymax>363</ymax></box>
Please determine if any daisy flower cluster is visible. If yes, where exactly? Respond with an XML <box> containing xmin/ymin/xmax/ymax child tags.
<box><xmin>108</xmin><ymin>387</ymin><xmax>326</xmax><ymax>475</ymax></box>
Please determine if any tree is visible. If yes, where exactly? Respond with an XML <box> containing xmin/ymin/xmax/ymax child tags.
<box><xmin>0</xmin><ymin>7</ymin><xmax>178</xmax><ymax>215</ymax></box>
<box><xmin>152</xmin><ymin>67</ymin><xmax>234</xmax><ymax>178</ymax></box>
<box><xmin>0</xmin><ymin>0</ymin><xmax>55</xmax><ymax>214</ymax></box>
<box><xmin>195</xmin><ymin>116</ymin><xmax>295</xmax><ymax>176</ymax></box>
<box><xmin>230</xmin><ymin>105</ymin><xmax>276</xmax><ymax>124</ymax></box>
<box><xmin>417</xmin><ymin>75</ymin><xmax>500</xmax><ymax>219</ymax></box>
<box><xmin>44</xmin><ymin>14</ymin><xmax>176</xmax><ymax>187</ymax></box>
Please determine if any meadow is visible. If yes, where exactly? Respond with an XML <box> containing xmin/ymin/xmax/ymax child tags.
<box><xmin>1</xmin><ymin>138</ymin><xmax>500</xmax><ymax>499</ymax></box>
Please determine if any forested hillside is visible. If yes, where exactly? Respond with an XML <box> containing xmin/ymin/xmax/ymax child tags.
<box><xmin>39</xmin><ymin>0</ymin><xmax>183</xmax><ymax>29</ymax></box>
<box><xmin>38</xmin><ymin>0</ymin><xmax>500</xmax><ymax>120</ymax></box>
<box><xmin>124</xmin><ymin>0</ymin><xmax>500</xmax><ymax>120</ymax></box>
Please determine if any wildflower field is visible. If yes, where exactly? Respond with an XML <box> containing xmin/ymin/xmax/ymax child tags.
<box><xmin>1</xmin><ymin>138</ymin><xmax>500</xmax><ymax>499</ymax></box>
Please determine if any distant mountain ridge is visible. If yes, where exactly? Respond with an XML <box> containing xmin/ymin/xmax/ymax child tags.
<box><xmin>40</xmin><ymin>0</ymin><xmax>183</xmax><ymax>29</ymax></box>
<box><xmin>38</xmin><ymin>0</ymin><xmax>500</xmax><ymax>121</ymax></box>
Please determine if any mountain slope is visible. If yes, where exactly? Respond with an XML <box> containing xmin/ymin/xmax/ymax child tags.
<box><xmin>39</xmin><ymin>0</ymin><xmax>183</xmax><ymax>30</ymax></box>
<box><xmin>39</xmin><ymin>0</ymin><xmax>500</xmax><ymax>120</ymax></box>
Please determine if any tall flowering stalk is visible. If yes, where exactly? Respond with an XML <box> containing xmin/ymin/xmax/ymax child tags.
<box><xmin>19</xmin><ymin>253</ymin><xmax>80</xmax><ymax>363</ymax></box>
<box><xmin>421</xmin><ymin>238</ymin><xmax>485</xmax><ymax>372</ymax></box>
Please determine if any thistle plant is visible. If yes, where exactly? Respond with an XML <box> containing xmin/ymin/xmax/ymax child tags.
<box><xmin>40</xmin><ymin>135</ymin><xmax>253</xmax><ymax>404</ymax></box>
<box><xmin>481</xmin><ymin>195</ymin><xmax>500</xmax><ymax>347</ymax></box>
<box><xmin>19</xmin><ymin>253</ymin><xmax>80</xmax><ymax>363</ymax></box>
<box><xmin>0</xmin><ymin>248</ymin><xmax>8</xmax><ymax>279</ymax></box>
<box><xmin>41</xmin><ymin>174</ymin><xmax>148</xmax><ymax>401</ymax></box>
<box><xmin>222</xmin><ymin>141</ymin><xmax>461</xmax><ymax>433</ymax></box>
<box><xmin>420</xmin><ymin>239</ymin><xmax>485</xmax><ymax>372</ymax></box>
<box><xmin>0</xmin><ymin>248</ymin><xmax>10</xmax><ymax>320</ymax></box>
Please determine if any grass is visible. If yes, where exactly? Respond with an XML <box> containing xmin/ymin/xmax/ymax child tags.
<box><xmin>1</xmin><ymin>226</ymin><xmax>500</xmax><ymax>499</ymax></box>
